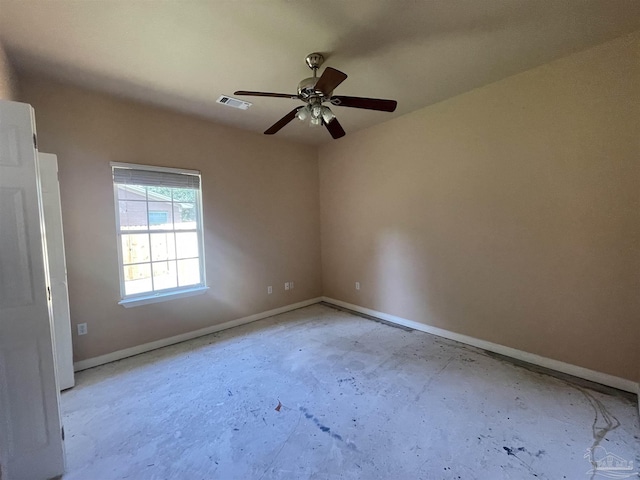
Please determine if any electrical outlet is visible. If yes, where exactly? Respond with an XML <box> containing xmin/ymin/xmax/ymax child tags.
<box><xmin>290</xmin><ymin>281</ymin><xmax>294</xmax><ymax>290</ymax></box>
<box><xmin>77</xmin><ymin>323</ymin><xmax>88</xmax><ymax>336</ymax></box>
<box><xmin>285</xmin><ymin>282</ymin><xmax>290</xmax><ymax>291</ymax></box>
<box><xmin>355</xmin><ymin>282</ymin><xmax>360</xmax><ymax>290</ymax></box>
<box><xmin>267</xmin><ymin>286</ymin><xmax>272</xmax><ymax>294</ymax></box>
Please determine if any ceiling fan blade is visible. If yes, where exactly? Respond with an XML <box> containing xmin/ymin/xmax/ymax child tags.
<box><xmin>331</xmin><ymin>95</ymin><xmax>397</xmax><ymax>112</ymax></box>
<box><xmin>315</xmin><ymin>67</ymin><xmax>348</xmax><ymax>96</ymax></box>
<box><xmin>235</xmin><ymin>90</ymin><xmax>298</xmax><ymax>99</ymax></box>
<box><xmin>264</xmin><ymin>108</ymin><xmax>301</xmax><ymax>135</ymax></box>
<box><xmin>325</xmin><ymin>117</ymin><xmax>346</xmax><ymax>139</ymax></box>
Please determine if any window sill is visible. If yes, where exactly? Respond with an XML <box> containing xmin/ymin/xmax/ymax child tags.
<box><xmin>119</xmin><ymin>286</ymin><xmax>209</xmax><ymax>308</ymax></box>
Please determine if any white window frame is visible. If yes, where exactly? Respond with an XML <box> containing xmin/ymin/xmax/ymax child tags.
<box><xmin>111</xmin><ymin>162</ymin><xmax>208</xmax><ymax>307</ymax></box>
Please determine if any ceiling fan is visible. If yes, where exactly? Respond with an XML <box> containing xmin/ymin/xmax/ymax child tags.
<box><xmin>234</xmin><ymin>53</ymin><xmax>397</xmax><ymax>139</ymax></box>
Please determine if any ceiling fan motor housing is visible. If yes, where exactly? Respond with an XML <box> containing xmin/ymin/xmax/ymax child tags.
<box><xmin>298</xmin><ymin>77</ymin><xmax>332</xmax><ymax>101</ymax></box>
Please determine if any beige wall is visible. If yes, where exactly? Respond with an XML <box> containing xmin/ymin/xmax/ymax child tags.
<box><xmin>0</xmin><ymin>41</ymin><xmax>18</xmax><ymax>100</ymax></box>
<box><xmin>319</xmin><ymin>33</ymin><xmax>639</xmax><ymax>382</ymax></box>
<box><xmin>19</xmin><ymin>76</ymin><xmax>322</xmax><ymax>362</ymax></box>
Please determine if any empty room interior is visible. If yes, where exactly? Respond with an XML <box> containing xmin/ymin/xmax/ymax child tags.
<box><xmin>0</xmin><ymin>1</ymin><xmax>639</xmax><ymax>479</ymax></box>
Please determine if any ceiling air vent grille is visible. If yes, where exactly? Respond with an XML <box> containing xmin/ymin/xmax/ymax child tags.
<box><xmin>216</xmin><ymin>96</ymin><xmax>252</xmax><ymax>110</ymax></box>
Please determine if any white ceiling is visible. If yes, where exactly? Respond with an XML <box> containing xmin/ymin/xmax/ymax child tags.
<box><xmin>1</xmin><ymin>1</ymin><xmax>639</xmax><ymax>145</ymax></box>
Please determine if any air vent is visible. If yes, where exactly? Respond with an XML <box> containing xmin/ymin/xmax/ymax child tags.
<box><xmin>216</xmin><ymin>96</ymin><xmax>252</xmax><ymax>110</ymax></box>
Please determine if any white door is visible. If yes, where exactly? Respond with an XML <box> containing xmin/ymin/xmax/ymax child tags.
<box><xmin>38</xmin><ymin>153</ymin><xmax>75</xmax><ymax>391</ymax></box>
<box><xmin>0</xmin><ymin>100</ymin><xmax>65</xmax><ymax>479</ymax></box>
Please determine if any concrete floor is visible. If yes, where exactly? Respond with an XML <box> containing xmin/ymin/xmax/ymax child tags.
<box><xmin>60</xmin><ymin>303</ymin><xmax>639</xmax><ymax>479</ymax></box>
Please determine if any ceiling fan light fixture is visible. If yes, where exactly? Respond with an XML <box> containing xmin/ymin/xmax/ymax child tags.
<box><xmin>296</xmin><ymin>105</ymin><xmax>310</xmax><ymax>121</ymax></box>
<box><xmin>321</xmin><ymin>106</ymin><xmax>336</xmax><ymax>124</ymax></box>
<box><xmin>311</xmin><ymin>104</ymin><xmax>323</xmax><ymax>119</ymax></box>
<box><xmin>308</xmin><ymin>104</ymin><xmax>323</xmax><ymax>127</ymax></box>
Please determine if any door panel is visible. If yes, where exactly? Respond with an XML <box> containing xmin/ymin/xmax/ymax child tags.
<box><xmin>0</xmin><ymin>100</ymin><xmax>65</xmax><ymax>480</ymax></box>
<box><xmin>0</xmin><ymin>124</ymin><xmax>21</xmax><ymax>166</ymax></box>
<box><xmin>0</xmin><ymin>188</ymin><xmax>35</xmax><ymax>307</ymax></box>
<box><xmin>2</xmin><ymin>339</ymin><xmax>49</xmax><ymax>454</ymax></box>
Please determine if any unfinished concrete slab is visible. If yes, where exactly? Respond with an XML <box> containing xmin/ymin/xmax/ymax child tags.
<box><xmin>60</xmin><ymin>304</ymin><xmax>639</xmax><ymax>479</ymax></box>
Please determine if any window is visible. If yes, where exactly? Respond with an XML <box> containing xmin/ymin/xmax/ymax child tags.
<box><xmin>112</xmin><ymin>163</ymin><xmax>207</xmax><ymax>306</ymax></box>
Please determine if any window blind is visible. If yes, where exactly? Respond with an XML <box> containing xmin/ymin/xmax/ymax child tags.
<box><xmin>113</xmin><ymin>166</ymin><xmax>200</xmax><ymax>189</ymax></box>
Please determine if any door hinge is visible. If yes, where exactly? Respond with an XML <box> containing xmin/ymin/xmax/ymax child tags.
<box><xmin>33</xmin><ymin>134</ymin><xmax>38</xmax><ymax>149</ymax></box>
<box><xmin>61</xmin><ymin>426</ymin><xmax>65</xmax><ymax>441</ymax></box>
<box><xmin>47</xmin><ymin>286</ymin><xmax>51</xmax><ymax>301</ymax></box>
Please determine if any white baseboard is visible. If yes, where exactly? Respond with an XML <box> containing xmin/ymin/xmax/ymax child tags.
<box><xmin>73</xmin><ymin>297</ymin><xmax>323</xmax><ymax>372</ymax></box>
<box><xmin>322</xmin><ymin>297</ymin><xmax>639</xmax><ymax>394</ymax></box>
<box><xmin>74</xmin><ymin>295</ymin><xmax>639</xmax><ymax>400</ymax></box>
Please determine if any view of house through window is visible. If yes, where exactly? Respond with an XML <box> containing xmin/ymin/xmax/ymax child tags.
<box><xmin>112</xmin><ymin>163</ymin><xmax>205</xmax><ymax>300</ymax></box>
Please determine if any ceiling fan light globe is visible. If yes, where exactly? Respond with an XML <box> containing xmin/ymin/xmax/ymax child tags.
<box><xmin>321</xmin><ymin>106</ymin><xmax>336</xmax><ymax>124</ymax></box>
<box><xmin>311</xmin><ymin>105</ymin><xmax>323</xmax><ymax>119</ymax></box>
<box><xmin>310</xmin><ymin>117</ymin><xmax>322</xmax><ymax>127</ymax></box>
<box><xmin>296</xmin><ymin>106</ymin><xmax>309</xmax><ymax>121</ymax></box>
